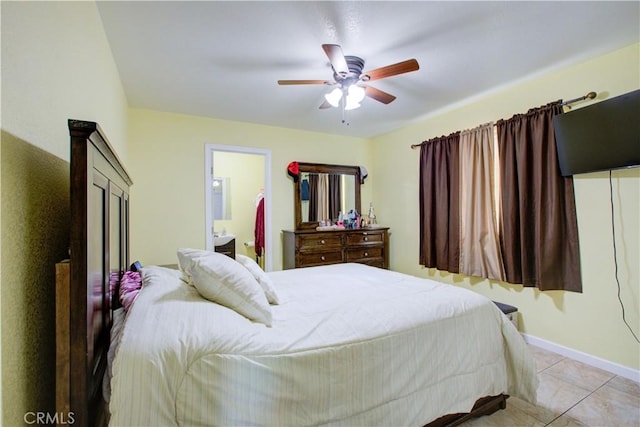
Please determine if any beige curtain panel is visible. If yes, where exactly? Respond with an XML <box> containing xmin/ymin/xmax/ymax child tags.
<box><xmin>458</xmin><ymin>123</ymin><xmax>506</xmax><ymax>282</ymax></box>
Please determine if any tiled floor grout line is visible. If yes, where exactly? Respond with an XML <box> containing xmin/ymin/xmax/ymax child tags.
<box><xmin>542</xmin><ymin>384</ymin><xmax>599</xmax><ymax>426</ymax></box>
<box><xmin>539</xmin><ymin>361</ymin><xmax>623</xmax><ymax>426</ymax></box>
<box><xmin>533</xmin><ymin>355</ymin><xmax>569</xmax><ymax>426</ymax></box>
<box><xmin>541</xmin><ymin>353</ymin><xmax>566</xmax><ymax>370</ymax></box>
<box><xmin>535</xmin><ymin>354</ymin><xmax>580</xmax><ymax>426</ymax></box>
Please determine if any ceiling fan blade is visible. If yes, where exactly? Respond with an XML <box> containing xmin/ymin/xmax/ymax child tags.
<box><xmin>322</xmin><ymin>44</ymin><xmax>349</xmax><ymax>76</ymax></box>
<box><xmin>363</xmin><ymin>58</ymin><xmax>419</xmax><ymax>81</ymax></box>
<box><xmin>319</xmin><ymin>100</ymin><xmax>332</xmax><ymax>109</ymax></box>
<box><xmin>365</xmin><ymin>85</ymin><xmax>396</xmax><ymax>104</ymax></box>
<box><xmin>278</xmin><ymin>79</ymin><xmax>329</xmax><ymax>85</ymax></box>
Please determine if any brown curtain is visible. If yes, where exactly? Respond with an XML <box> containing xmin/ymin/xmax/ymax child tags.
<box><xmin>496</xmin><ymin>102</ymin><xmax>582</xmax><ymax>292</ymax></box>
<box><xmin>419</xmin><ymin>132</ymin><xmax>461</xmax><ymax>272</ymax></box>
<box><xmin>308</xmin><ymin>173</ymin><xmax>318</xmax><ymax>221</ymax></box>
<box><xmin>328</xmin><ymin>174</ymin><xmax>341</xmax><ymax>221</ymax></box>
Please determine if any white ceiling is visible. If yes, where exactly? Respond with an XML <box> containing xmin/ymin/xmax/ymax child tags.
<box><xmin>97</xmin><ymin>1</ymin><xmax>639</xmax><ymax>139</ymax></box>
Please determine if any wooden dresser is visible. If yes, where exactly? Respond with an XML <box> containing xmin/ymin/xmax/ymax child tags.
<box><xmin>283</xmin><ymin>227</ymin><xmax>389</xmax><ymax>269</ymax></box>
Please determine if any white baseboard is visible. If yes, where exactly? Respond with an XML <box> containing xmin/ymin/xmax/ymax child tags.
<box><xmin>522</xmin><ymin>333</ymin><xmax>640</xmax><ymax>383</ymax></box>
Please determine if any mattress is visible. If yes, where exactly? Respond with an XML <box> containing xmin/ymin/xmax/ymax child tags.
<box><xmin>109</xmin><ymin>263</ymin><xmax>537</xmax><ymax>426</ymax></box>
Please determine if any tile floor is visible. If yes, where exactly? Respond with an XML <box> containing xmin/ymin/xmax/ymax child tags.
<box><xmin>462</xmin><ymin>344</ymin><xmax>640</xmax><ymax>427</ymax></box>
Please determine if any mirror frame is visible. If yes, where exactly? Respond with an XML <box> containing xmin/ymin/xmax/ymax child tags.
<box><xmin>294</xmin><ymin>162</ymin><xmax>361</xmax><ymax>231</ymax></box>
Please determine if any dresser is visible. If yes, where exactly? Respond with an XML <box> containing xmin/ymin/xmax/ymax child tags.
<box><xmin>283</xmin><ymin>228</ymin><xmax>389</xmax><ymax>270</ymax></box>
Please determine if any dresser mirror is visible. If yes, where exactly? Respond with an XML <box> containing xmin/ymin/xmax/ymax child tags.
<box><xmin>294</xmin><ymin>162</ymin><xmax>361</xmax><ymax>230</ymax></box>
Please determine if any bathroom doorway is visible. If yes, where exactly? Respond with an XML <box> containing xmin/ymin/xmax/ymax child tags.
<box><xmin>205</xmin><ymin>144</ymin><xmax>272</xmax><ymax>271</ymax></box>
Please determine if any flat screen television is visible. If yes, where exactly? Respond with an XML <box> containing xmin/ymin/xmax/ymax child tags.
<box><xmin>553</xmin><ymin>89</ymin><xmax>640</xmax><ymax>176</ymax></box>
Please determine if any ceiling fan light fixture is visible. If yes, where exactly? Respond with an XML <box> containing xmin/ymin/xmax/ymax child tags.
<box><xmin>344</xmin><ymin>84</ymin><xmax>365</xmax><ymax>110</ymax></box>
<box><xmin>324</xmin><ymin>87</ymin><xmax>342</xmax><ymax>107</ymax></box>
<box><xmin>347</xmin><ymin>84</ymin><xmax>366</xmax><ymax>104</ymax></box>
<box><xmin>344</xmin><ymin>99</ymin><xmax>361</xmax><ymax>110</ymax></box>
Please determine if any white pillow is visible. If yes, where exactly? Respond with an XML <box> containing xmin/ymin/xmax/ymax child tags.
<box><xmin>235</xmin><ymin>254</ymin><xmax>281</xmax><ymax>305</ymax></box>
<box><xmin>176</xmin><ymin>247</ymin><xmax>206</xmax><ymax>285</ymax></box>
<box><xmin>177</xmin><ymin>248</ymin><xmax>272</xmax><ymax>326</ymax></box>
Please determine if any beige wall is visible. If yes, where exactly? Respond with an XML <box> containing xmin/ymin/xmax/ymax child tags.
<box><xmin>1</xmin><ymin>3</ymin><xmax>4</xmax><ymax>420</ymax></box>
<box><xmin>371</xmin><ymin>43</ymin><xmax>640</xmax><ymax>371</ymax></box>
<box><xmin>127</xmin><ymin>108</ymin><xmax>373</xmax><ymax>269</ymax></box>
<box><xmin>1</xmin><ymin>133</ymin><xmax>70</xmax><ymax>424</ymax></box>
<box><xmin>1</xmin><ymin>1</ymin><xmax>129</xmax><ymax>162</ymax></box>
<box><xmin>1</xmin><ymin>2</ymin><xmax>129</xmax><ymax>424</ymax></box>
<box><xmin>1</xmin><ymin>1</ymin><xmax>638</xmax><ymax>424</ymax></box>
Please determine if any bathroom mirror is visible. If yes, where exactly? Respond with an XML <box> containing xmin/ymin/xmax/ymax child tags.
<box><xmin>212</xmin><ymin>177</ymin><xmax>231</xmax><ymax>220</ymax></box>
<box><xmin>293</xmin><ymin>163</ymin><xmax>361</xmax><ymax>230</ymax></box>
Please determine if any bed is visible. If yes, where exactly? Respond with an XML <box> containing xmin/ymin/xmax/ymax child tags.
<box><xmin>56</xmin><ymin>120</ymin><xmax>538</xmax><ymax>427</ymax></box>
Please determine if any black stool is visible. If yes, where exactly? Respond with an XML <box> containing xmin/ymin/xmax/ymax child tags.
<box><xmin>493</xmin><ymin>301</ymin><xmax>518</xmax><ymax>330</ymax></box>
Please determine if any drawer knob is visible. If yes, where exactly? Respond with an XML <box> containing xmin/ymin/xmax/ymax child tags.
<box><xmin>321</xmin><ymin>256</ymin><xmax>326</xmax><ymax>261</ymax></box>
<box><xmin>321</xmin><ymin>240</ymin><xmax>325</xmax><ymax>244</ymax></box>
<box><xmin>363</xmin><ymin>237</ymin><xmax>368</xmax><ymax>241</ymax></box>
<box><xmin>364</xmin><ymin>252</ymin><xmax>368</xmax><ymax>257</ymax></box>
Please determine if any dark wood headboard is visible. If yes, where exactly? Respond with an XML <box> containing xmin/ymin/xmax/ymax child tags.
<box><xmin>56</xmin><ymin>120</ymin><xmax>132</xmax><ymax>426</ymax></box>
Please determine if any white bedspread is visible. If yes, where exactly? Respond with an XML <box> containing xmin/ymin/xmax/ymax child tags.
<box><xmin>109</xmin><ymin>263</ymin><xmax>537</xmax><ymax>426</ymax></box>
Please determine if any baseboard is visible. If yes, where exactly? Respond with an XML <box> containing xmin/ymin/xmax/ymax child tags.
<box><xmin>522</xmin><ymin>333</ymin><xmax>640</xmax><ymax>383</ymax></box>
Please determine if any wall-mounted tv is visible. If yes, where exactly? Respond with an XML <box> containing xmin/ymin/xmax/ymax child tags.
<box><xmin>553</xmin><ymin>89</ymin><xmax>640</xmax><ymax>176</ymax></box>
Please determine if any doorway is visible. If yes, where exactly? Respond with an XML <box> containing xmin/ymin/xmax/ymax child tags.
<box><xmin>205</xmin><ymin>144</ymin><xmax>272</xmax><ymax>271</ymax></box>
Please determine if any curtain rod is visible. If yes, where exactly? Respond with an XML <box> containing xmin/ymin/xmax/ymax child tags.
<box><xmin>410</xmin><ymin>91</ymin><xmax>598</xmax><ymax>149</ymax></box>
<box><xmin>561</xmin><ymin>91</ymin><xmax>597</xmax><ymax>107</ymax></box>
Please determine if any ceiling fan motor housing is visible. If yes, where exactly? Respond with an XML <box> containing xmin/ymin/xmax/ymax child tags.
<box><xmin>335</xmin><ymin>55</ymin><xmax>367</xmax><ymax>84</ymax></box>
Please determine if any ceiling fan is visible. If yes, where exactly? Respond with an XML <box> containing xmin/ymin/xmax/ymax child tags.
<box><xmin>278</xmin><ymin>44</ymin><xmax>419</xmax><ymax>110</ymax></box>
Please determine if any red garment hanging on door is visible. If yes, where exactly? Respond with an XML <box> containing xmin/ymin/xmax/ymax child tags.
<box><xmin>254</xmin><ymin>197</ymin><xmax>265</xmax><ymax>257</ymax></box>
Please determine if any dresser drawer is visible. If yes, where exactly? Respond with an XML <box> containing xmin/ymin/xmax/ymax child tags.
<box><xmin>346</xmin><ymin>231</ymin><xmax>384</xmax><ymax>246</ymax></box>
<box><xmin>298</xmin><ymin>250</ymin><xmax>344</xmax><ymax>267</ymax></box>
<box><xmin>282</xmin><ymin>228</ymin><xmax>389</xmax><ymax>270</ymax></box>
<box><xmin>298</xmin><ymin>234</ymin><xmax>342</xmax><ymax>251</ymax></box>
<box><xmin>346</xmin><ymin>247</ymin><xmax>383</xmax><ymax>262</ymax></box>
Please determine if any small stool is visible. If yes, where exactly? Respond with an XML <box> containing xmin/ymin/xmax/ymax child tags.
<box><xmin>493</xmin><ymin>301</ymin><xmax>518</xmax><ymax>330</ymax></box>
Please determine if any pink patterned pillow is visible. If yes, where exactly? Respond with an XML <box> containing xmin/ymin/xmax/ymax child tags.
<box><xmin>120</xmin><ymin>270</ymin><xmax>142</xmax><ymax>312</ymax></box>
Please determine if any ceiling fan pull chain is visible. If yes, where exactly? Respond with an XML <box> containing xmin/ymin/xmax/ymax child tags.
<box><xmin>341</xmin><ymin>99</ymin><xmax>350</xmax><ymax>126</ymax></box>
